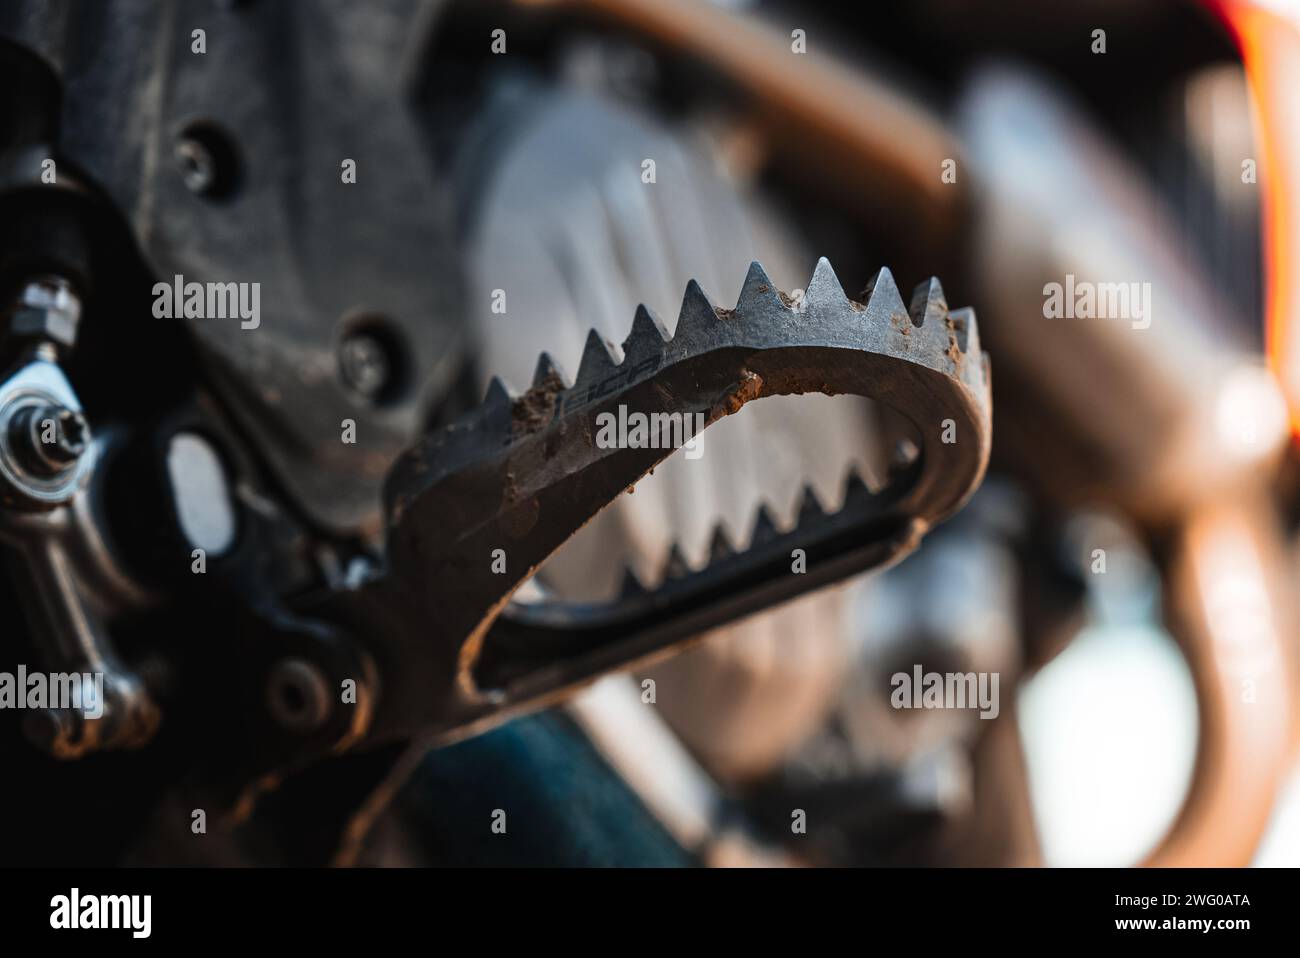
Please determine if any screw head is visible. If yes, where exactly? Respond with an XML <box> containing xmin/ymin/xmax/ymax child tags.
<box><xmin>9</xmin><ymin>403</ymin><xmax>91</xmax><ymax>475</ymax></box>
<box><xmin>45</xmin><ymin>408</ymin><xmax>88</xmax><ymax>464</ymax></box>
<box><xmin>174</xmin><ymin>123</ymin><xmax>241</xmax><ymax>199</ymax></box>
<box><xmin>266</xmin><ymin>658</ymin><xmax>332</xmax><ymax>732</ymax></box>
<box><xmin>175</xmin><ymin>137</ymin><xmax>217</xmax><ymax>194</ymax></box>
<box><xmin>339</xmin><ymin>331</ymin><xmax>392</xmax><ymax>400</ymax></box>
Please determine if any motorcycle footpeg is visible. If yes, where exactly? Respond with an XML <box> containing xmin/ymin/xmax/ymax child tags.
<box><xmin>312</xmin><ymin>257</ymin><xmax>992</xmax><ymax>746</ymax></box>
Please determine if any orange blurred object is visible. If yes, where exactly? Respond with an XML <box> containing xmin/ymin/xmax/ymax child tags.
<box><xmin>1214</xmin><ymin>0</ymin><xmax>1300</xmax><ymax>434</ymax></box>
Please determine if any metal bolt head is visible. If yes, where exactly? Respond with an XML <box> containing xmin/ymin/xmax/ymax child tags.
<box><xmin>8</xmin><ymin>276</ymin><xmax>82</xmax><ymax>348</ymax></box>
<box><xmin>266</xmin><ymin>658</ymin><xmax>333</xmax><ymax>732</ymax></box>
<box><xmin>175</xmin><ymin>136</ymin><xmax>217</xmax><ymax>194</ymax></box>
<box><xmin>10</xmin><ymin>403</ymin><xmax>90</xmax><ymax>475</ymax></box>
<box><xmin>339</xmin><ymin>331</ymin><xmax>392</xmax><ymax>400</ymax></box>
<box><xmin>43</xmin><ymin>408</ymin><xmax>89</xmax><ymax>464</ymax></box>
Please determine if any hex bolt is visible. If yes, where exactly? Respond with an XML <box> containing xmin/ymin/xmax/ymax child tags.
<box><xmin>338</xmin><ymin>329</ymin><xmax>392</xmax><ymax>400</ymax></box>
<box><xmin>7</xmin><ymin>276</ymin><xmax>82</xmax><ymax>350</ymax></box>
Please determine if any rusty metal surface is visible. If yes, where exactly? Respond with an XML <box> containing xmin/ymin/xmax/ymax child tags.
<box><xmin>314</xmin><ymin>258</ymin><xmax>991</xmax><ymax>746</ymax></box>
